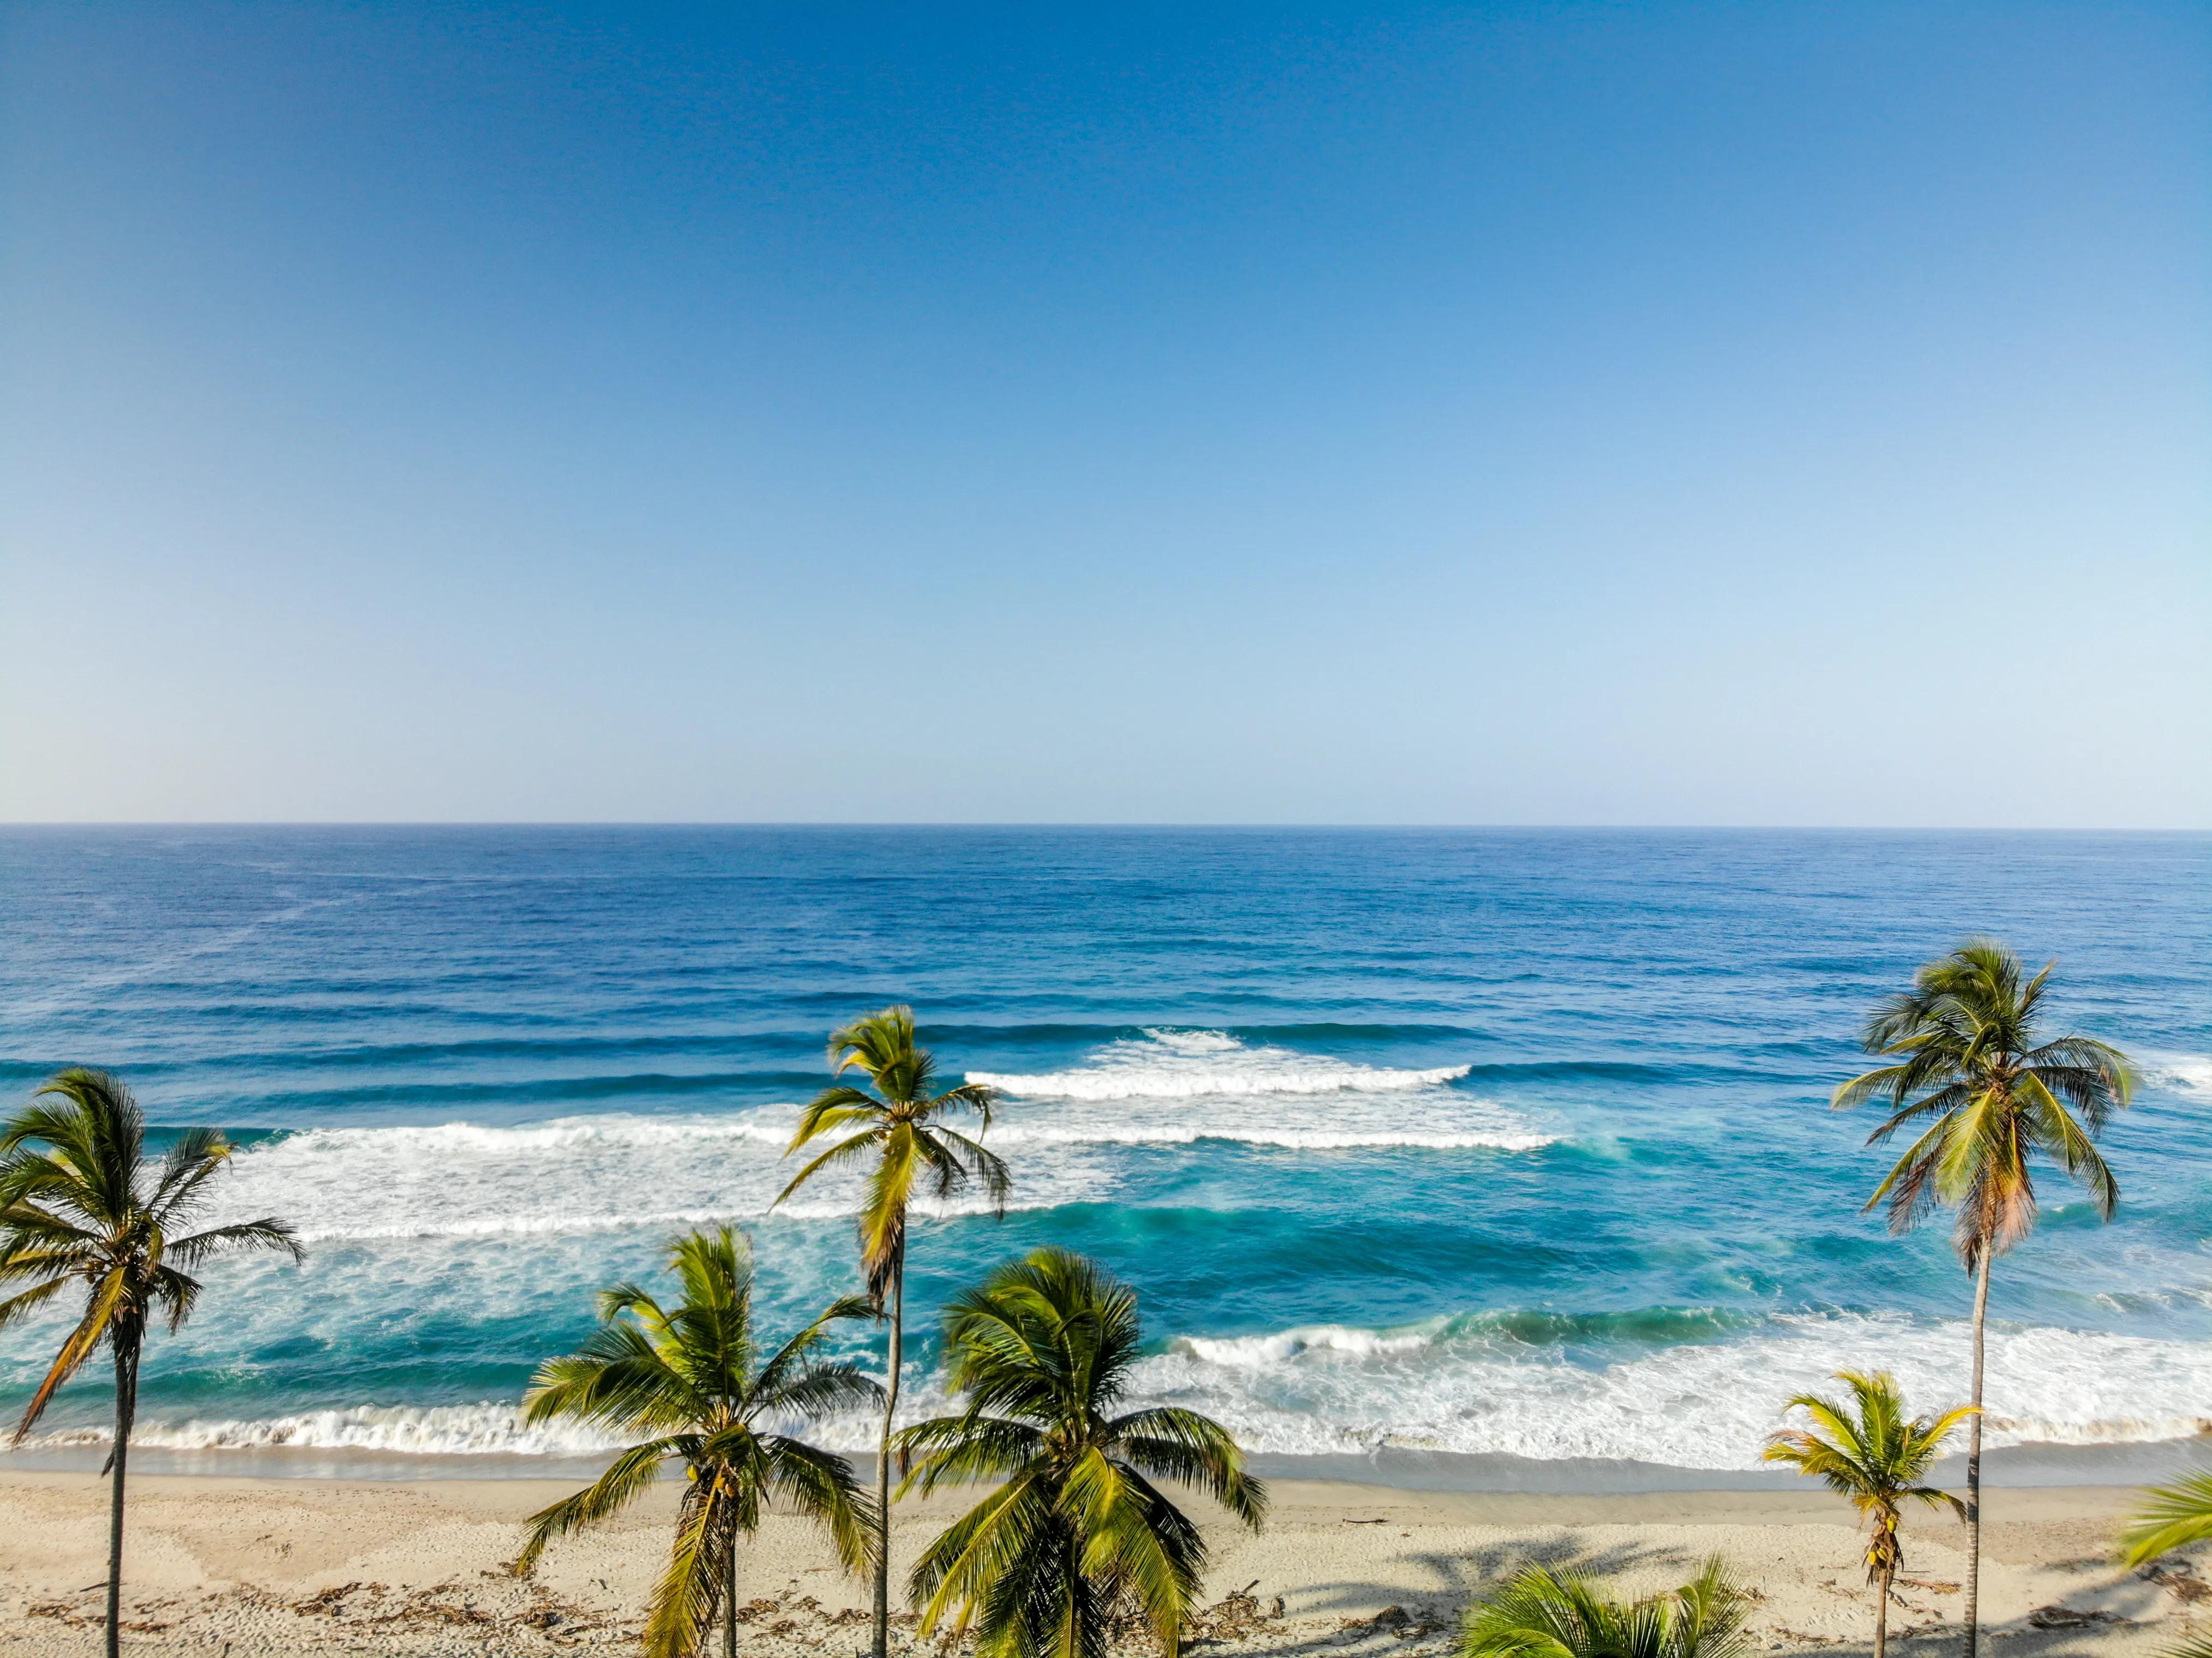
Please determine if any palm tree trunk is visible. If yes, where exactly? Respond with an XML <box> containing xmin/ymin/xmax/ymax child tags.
<box><xmin>1875</xmin><ymin>1565</ymin><xmax>1890</xmax><ymax>1658</ymax></box>
<box><xmin>106</xmin><ymin>1334</ymin><xmax>140</xmax><ymax>1658</ymax></box>
<box><xmin>1962</xmin><ymin>1248</ymin><xmax>1991</xmax><ymax>1658</ymax></box>
<box><xmin>726</xmin><ymin>1515</ymin><xmax>739</xmax><ymax>1658</ymax></box>
<box><xmin>874</xmin><ymin>1246</ymin><xmax>904</xmax><ymax>1658</ymax></box>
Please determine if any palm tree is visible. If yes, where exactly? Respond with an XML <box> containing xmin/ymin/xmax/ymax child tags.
<box><xmin>1763</xmin><ymin>1371</ymin><xmax>1971</xmax><ymax>1658</ymax></box>
<box><xmin>774</xmin><ymin>1005</ymin><xmax>1009</xmax><ymax>1658</ymax></box>
<box><xmin>0</xmin><ymin>1068</ymin><xmax>301</xmax><ymax>1658</ymax></box>
<box><xmin>515</xmin><ymin>1226</ymin><xmax>880</xmax><ymax>1658</ymax></box>
<box><xmin>893</xmin><ymin>1247</ymin><xmax>1266</xmax><ymax>1658</ymax></box>
<box><xmin>1460</xmin><ymin>1557</ymin><xmax>1748</xmax><ymax>1658</ymax></box>
<box><xmin>1835</xmin><ymin>939</ymin><xmax>2135</xmax><ymax>1658</ymax></box>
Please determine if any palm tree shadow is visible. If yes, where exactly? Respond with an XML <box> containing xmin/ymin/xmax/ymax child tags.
<box><xmin>1282</xmin><ymin>1537</ymin><xmax>1687</xmax><ymax>1623</ymax></box>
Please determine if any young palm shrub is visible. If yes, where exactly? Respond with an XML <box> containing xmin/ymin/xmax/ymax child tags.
<box><xmin>0</xmin><ymin>1068</ymin><xmax>301</xmax><ymax>1658</ymax></box>
<box><xmin>1835</xmin><ymin>939</ymin><xmax>2135</xmax><ymax>1658</ymax></box>
<box><xmin>893</xmin><ymin>1247</ymin><xmax>1267</xmax><ymax>1658</ymax></box>
<box><xmin>1763</xmin><ymin>1371</ymin><xmax>1971</xmax><ymax>1658</ymax></box>
<box><xmin>515</xmin><ymin>1227</ymin><xmax>881</xmax><ymax>1658</ymax></box>
<box><xmin>774</xmin><ymin>1005</ymin><xmax>1009</xmax><ymax>1658</ymax></box>
<box><xmin>1460</xmin><ymin>1557</ymin><xmax>1748</xmax><ymax>1658</ymax></box>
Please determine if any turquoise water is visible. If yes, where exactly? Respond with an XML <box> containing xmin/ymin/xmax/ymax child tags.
<box><xmin>1</xmin><ymin>827</ymin><xmax>2207</xmax><ymax>1474</ymax></box>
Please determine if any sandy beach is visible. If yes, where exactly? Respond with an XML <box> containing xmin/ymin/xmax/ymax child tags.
<box><xmin>1</xmin><ymin>1471</ymin><xmax>2202</xmax><ymax>1657</ymax></box>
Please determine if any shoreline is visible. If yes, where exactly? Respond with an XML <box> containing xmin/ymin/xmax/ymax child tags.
<box><xmin>3</xmin><ymin>1469</ymin><xmax>2204</xmax><ymax>1656</ymax></box>
<box><xmin>6</xmin><ymin>1433</ymin><xmax>2203</xmax><ymax>1491</ymax></box>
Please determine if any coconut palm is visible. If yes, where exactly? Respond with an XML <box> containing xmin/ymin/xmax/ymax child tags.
<box><xmin>774</xmin><ymin>1005</ymin><xmax>1009</xmax><ymax>1658</ymax></box>
<box><xmin>1764</xmin><ymin>1371</ymin><xmax>1971</xmax><ymax>1658</ymax></box>
<box><xmin>1460</xmin><ymin>1557</ymin><xmax>1749</xmax><ymax>1658</ymax></box>
<box><xmin>516</xmin><ymin>1226</ymin><xmax>880</xmax><ymax>1658</ymax></box>
<box><xmin>0</xmin><ymin>1068</ymin><xmax>302</xmax><ymax>1658</ymax></box>
<box><xmin>1835</xmin><ymin>940</ymin><xmax>2135</xmax><ymax>1658</ymax></box>
<box><xmin>893</xmin><ymin>1247</ymin><xmax>1266</xmax><ymax>1658</ymax></box>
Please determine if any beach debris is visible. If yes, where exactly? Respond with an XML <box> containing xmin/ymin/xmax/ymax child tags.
<box><xmin>2140</xmin><ymin>1559</ymin><xmax>2211</xmax><ymax>1603</ymax></box>
<box><xmin>2027</xmin><ymin>1604</ymin><xmax>2118</xmax><ymax>1629</ymax></box>
<box><xmin>1896</xmin><ymin>1578</ymin><xmax>1958</xmax><ymax>1594</ymax></box>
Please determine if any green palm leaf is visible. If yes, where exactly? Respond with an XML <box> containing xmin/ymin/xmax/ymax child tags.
<box><xmin>2119</xmin><ymin>1471</ymin><xmax>2212</xmax><ymax>1568</ymax></box>
<box><xmin>1462</xmin><ymin>1557</ymin><xmax>1748</xmax><ymax>1658</ymax></box>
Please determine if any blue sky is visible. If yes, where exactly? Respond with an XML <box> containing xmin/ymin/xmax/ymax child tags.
<box><xmin>2</xmin><ymin>3</ymin><xmax>2205</xmax><ymax>825</ymax></box>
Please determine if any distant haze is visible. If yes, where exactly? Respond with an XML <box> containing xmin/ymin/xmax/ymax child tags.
<box><xmin>2</xmin><ymin>3</ymin><xmax>2206</xmax><ymax>826</ymax></box>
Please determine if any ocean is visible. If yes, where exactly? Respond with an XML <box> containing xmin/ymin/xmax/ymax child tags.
<box><xmin>1</xmin><ymin>827</ymin><xmax>2207</xmax><ymax>1486</ymax></box>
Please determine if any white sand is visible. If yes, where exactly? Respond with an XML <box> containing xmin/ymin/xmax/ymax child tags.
<box><xmin>1</xmin><ymin>1471</ymin><xmax>2203</xmax><ymax>1656</ymax></box>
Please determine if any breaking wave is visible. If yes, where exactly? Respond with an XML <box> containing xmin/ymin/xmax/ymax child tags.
<box><xmin>34</xmin><ymin>1309</ymin><xmax>2212</xmax><ymax>1470</ymax></box>
<box><xmin>971</xmin><ymin>1028</ymin><xmax>1471</xmax><ymax>1100</ymax></box>
<box><xmin>1139</xmin><ymin>1308</ymin><xmax>2212</xmax><ymax>1465</ymax></box>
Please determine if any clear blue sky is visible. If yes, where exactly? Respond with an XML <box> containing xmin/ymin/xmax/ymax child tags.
<box><xmin>3</xmin><ymin>3</ymin><xmax>2205</xmax><ymax>825</ymax></box>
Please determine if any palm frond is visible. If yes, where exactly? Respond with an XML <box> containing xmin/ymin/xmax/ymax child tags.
<box><xmin>761</xmin><ymin>1433</ymin><xmax>879</xmax><ymax>1572</ymax></box>
<box><xmin>895</xmin><ymin>1413</ymin><xmax>1048</xmax><ymax>1495</ymax></box>
<box><xmin>641</xmin><ymin>1473</ymin><xmax>733</xmax><ymax>1658</ymax></box>
<box><xmin>165</xmin><ymin>1218</ymin><xmax>303</xmax><ymax>1269</ymax></box>
<box><xmin>515</xmin><ymin>1437</ymin><xmax>681</xmax><ymax>1573</ymax></box>
<box><xmin>2120</xmin><ymin>1471</ymin><xmax>2212</xmax><ymax>1568</ymax></box>
<box><xmin>12</xmin><ymin>1266</ymin><xmax>129</xmax><ymax>1441</ymax></box>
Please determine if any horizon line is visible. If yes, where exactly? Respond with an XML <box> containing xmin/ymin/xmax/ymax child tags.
<box><xmin>2</xmin><ymin>822</ymin><xmax>2206</xmax><ymax>835</ymax></box>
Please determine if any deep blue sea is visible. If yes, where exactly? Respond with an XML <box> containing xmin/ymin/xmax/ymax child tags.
<box><xmin>2</xmin><ymin>827</ymin><xmax>2208</xmax><ymax>1480</ymax></box>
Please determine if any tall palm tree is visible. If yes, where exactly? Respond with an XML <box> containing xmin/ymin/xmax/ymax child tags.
<box><xmin>0</xmin><ymin>1068</ymin><xmax>301</xmax><ymax>1658</ymax></box>
<box><xmin>774</xmin><ymin>1005</ymin><xmax>1009</xmax><ymax>1658</ymax></box>
<box><xmin>1835</xmin><ymin>939</ymin><xmax>2135</xmax><ymax>1658</ymax></box>
<box><xmin>515</xmin><ymin>1226</ymin><xmax>880</xmax><ymax>1658</ymax></box>
<box><xmin>1763</xmin><ymin>1371</ymin><xmax>1971</xmax><ymax>1658</ymax></box>
<box><xmin>1460</xmin><ymin>1557</ymin><xmax>1748</xmax><ymax>1658</ymax></box>
<box><xmin>893</xmin><ymin>1247</ymin><xmax>1267</xmax><ymax>1658</ymax></box>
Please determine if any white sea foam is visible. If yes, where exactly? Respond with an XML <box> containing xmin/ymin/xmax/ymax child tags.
<box><xmin>195</xmin><ymin>1032</ymin><xmax>1543</xmax><ymax>1243</ymax></box>
<box><xmin>2147</xmin><ymin>1054</ymin><xmax>2212</xmax><ymax>1097</ymax></box>
<box><xmin>972</xmin><ymin>1029</ymin><xmax>1470</xmax><ymax>1101</ymax></box>
<box><xmin>213</xmin><ymin>1113</ymin><xmax>1106</xmax><ymax>1245</ymax></box>
<box><xmin>970</xmin><ymin>1030</ymin><xmax>1550</xmax><ymax>1152</ymax></box>
<box><xmin>37</xmin><ymin>1402</ymin><xmax>628</xmax><ymax>1457</ymax></box>
<box><xmin>45</xmin><ymin>1313</ymin><xmax>2212</xmax><ymax>1469</ymax></box>
<box><xmin>1135</xmin><ymin>1310</ymin><xmax>2212</xmax><ymax>1466</ymax></box>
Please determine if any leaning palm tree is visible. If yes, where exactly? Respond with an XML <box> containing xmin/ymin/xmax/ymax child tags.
<box><xmin>0</xmin><ymin>1068</ymin><xmax>301</xmax><ymax>1658</ymax></box>
<box><xmin>1764</xmin><ymin>1371</ymin><xmax>1971</xmax><ymax>1658</ymax></box>
<box><xmin>1460</xmin><ymin>1557</ymin><xmax>1748</xmax><ymax>1658</ymax></box>
<box><xmin>515</xmin><ymin>1227</ymin><xmax>879</xmax><ymax>1658</ymax></box>
<box><xmin>1835</xmin><ymin>939</ymin><xmax>2134</xmax><ymax>1658</ymax></box>
<box><xmin>774</xmin><ymin>1005</ymin><xmax>1009</xmax><ymax>1658</ymax></box>
<box><xmin>894</xmin><ymin>1247</ymin><xmax>1266</xmax><ymax>1658</ymax></box>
